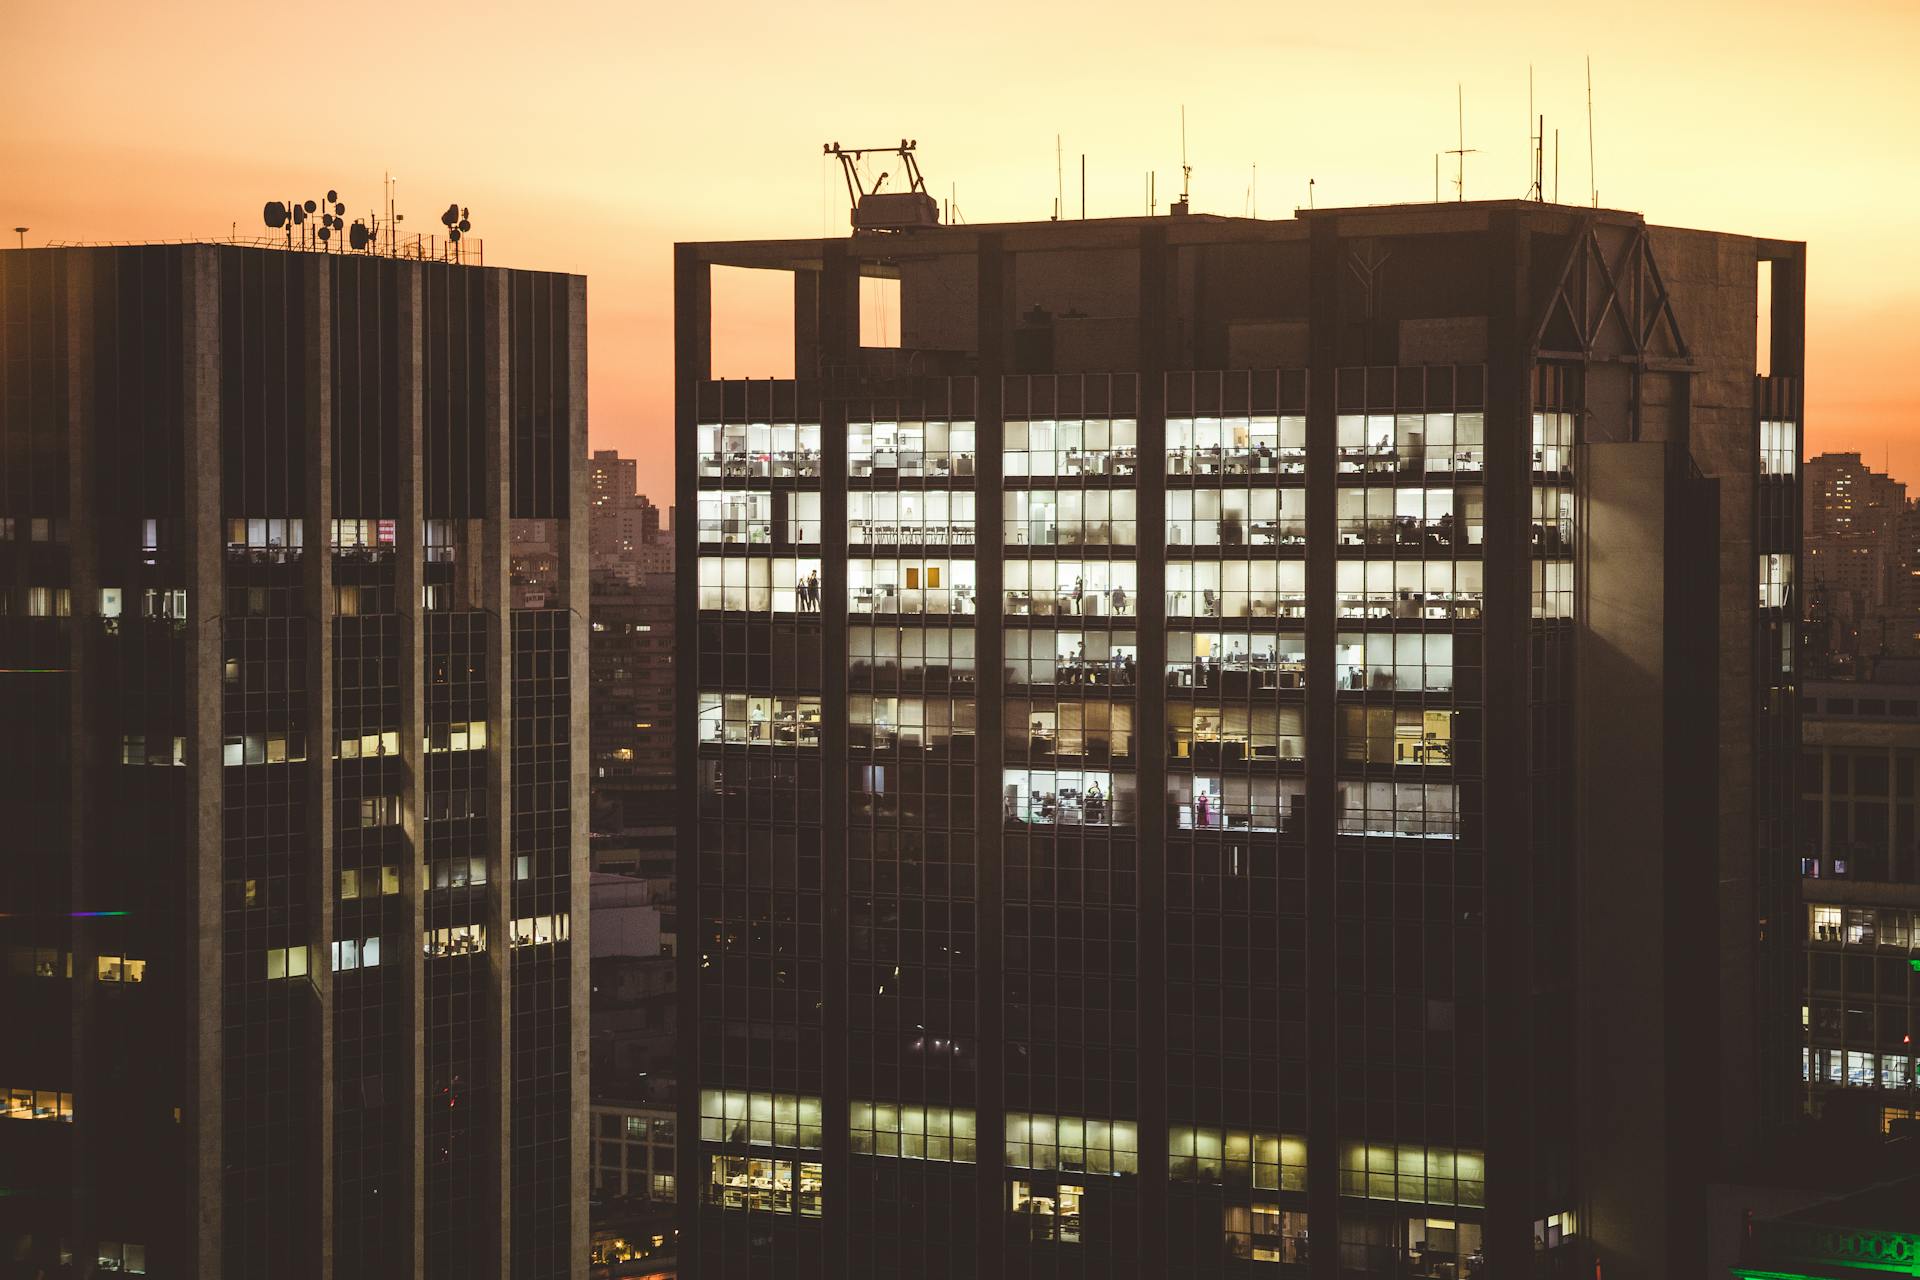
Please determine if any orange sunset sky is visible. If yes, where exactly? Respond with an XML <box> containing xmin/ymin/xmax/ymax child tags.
<box><xmin>5</xmin><ymin>0</ymin><xmax>1917</xmax><ymax>506</ymax></box>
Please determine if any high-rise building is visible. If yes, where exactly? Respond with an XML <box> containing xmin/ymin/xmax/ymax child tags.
<box><xmin>0</xmin><ymin>243</ymin><xmax>588</xmax><ymax>1279</ymax></box>
<box><xmin>590</xmin><ymin>448</ymin><xmax>672</xmax><ymax>586</ymax></box>
<box><xmin>1804</xmin><ymin>453</ymin><xmax>1910</xmax><ymax>671</ymax></box>
<box><xmin>1798</xmin><ymin>680</ymin><xmax>1920</xmax><ymax>1129</ymax></box>
<box><xmin>675</xmin><ymin>200</ymin><xmax>1805</xmax><ymax>1279</ymax></box>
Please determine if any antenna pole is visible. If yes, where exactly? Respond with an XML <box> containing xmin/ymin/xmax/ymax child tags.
<box><xmin>1555</xmin><ymin>128</ymin><xmax>1560</xmax><ymax>203</ymax></box>
<box><xmin>1179</xmin><ymin>105</ymin><xmax>1192</xmax><ymax>206</ymax></box>
<box><xmin>1081</xmin><ymin>153</ymin><xmax>1086</xmax><ymax>219</ymax></box>
<box><xmin>1056</xmin><ymin>134</ymin><xmax>1063</xmax><ymax>222</ymax></box>
<box><xmin>1529</xmin><ymin>68</ymin><xmax>1543</xmax><ymax>200</ymax></box>
<box><xmin>1587</xmin><ymin>55</ymin><xmax>1597</xmax><ymax>207</ymax></box>
<box><xmin>1457</xmin><ymin>84</ymin><xmax>1464</xmax><ymax>200</ymax></box>
<box><xmin>1435</xmin><ymin>154</ymin><xmax>1440</xmax><ymax>203</ymax></box>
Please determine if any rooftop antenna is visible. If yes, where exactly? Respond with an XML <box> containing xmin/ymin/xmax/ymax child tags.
<box><xmin>1586</xmin><ymin>55</ymin><xmax>1599</xmax><ymax>207</ymax></box>
<box><xmin>1308</xmin><ymin>177</ymin><xmax>1315</xmax><ymax>210</ymax></box>
<box><xmin>1055</xmin><ymin>134</ymin><xmax>1063</xmax><ymax>221</ymax></box>
<box><xmin>1445</xmin><ymin>84</ymin><xmax>1478</xmax><ymax>201</ymax></box>
<box><xmin>11</xmin><ymin>227</ymin><xmax>25</xmax><ymax>250</ymax></box>
<box><xmin>1081</xmin><ymin>153</ymin><xmax>1086</xmax><ymax>219</ymax></box>
<box><xmin>1435</xmin><ymin>154</ymin><xmax>1441</xmax><ymax>203</ymax></box>
<box><xmin>1173</xmin><ymin>105</ymin><xmax>1192</xmax><ymax>215</ymax></box>
<box><xmin>1527</xmin><ymin>67</ymin><xmax>1544</xmax><ymax>201</ymax></box>
<box><xmin>1555</xmin><ymin>128</ymin><xmax>1561</xmax><ymax>203</ymax></box>
<box><xmin>1252</xmin><ymin>162</ymin><xmax>1257</xmax><ymax>219</ymax></box>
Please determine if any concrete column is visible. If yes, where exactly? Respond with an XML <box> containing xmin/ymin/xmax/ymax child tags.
<box><xmin>303</xmin><ymin>252</ymin><xmax>337</xmax><ymax>1280</ymax></box>
<box><xmin>65</xmin><ymin>247</ymin><xmax>99</xmax><ymax>1272</ymax></box>
<box><xmin>394</xmin><ymin>260</ymin><xmax>428</xmax><ymax>1280</ymax></box>
<box><xmin>972</xmin><ymin>234</ymin><xmax>1008</xmax><ymax>1274</ymax></box>
<box><xmin>181</xmin><ymin>244</ymin><xmax>226</xmax><ymax>1280</ymax></box>
<box><xmin>817</xmin><ymin>243</ymin><xmax>856</xmax><ymax>1278</ymax></box>
<box><xmin>481</xmin><ymin>268</ymin><xmax>515</xmax><ymax>1280</ymax></box>
<box><xmin>565</xmin><ymin>273</ymin><xmax>593</xmax><ymax>1279</ymax></box>
<box><xmin>1303</xmin><ymin>216</ymin><xmax>1340</xmax><ymax>1280</ymax></box>
<box><xmin>1134</xmin><ymin>225</ymin><xmax>1170</xmax><ymax>1278</ymax></box>
<box><xmin>670</xmin><ymin>244</ymin><xmax>708</xmax><ymax>1272</ymax></box>
<box><xmin>1481</xmin><ymin>205</ymin><xmax>1537</xmax><ymax>1272</ymax></box>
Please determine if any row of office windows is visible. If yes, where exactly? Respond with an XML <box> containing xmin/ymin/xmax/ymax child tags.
<box><xmin>697</xmin><ymin>554</ymin><xmax>1561</xmax><ymax>622</ymax></box>
<box><xmin>695</xmin><ymin>483</ymin><xmax>1566</xmax><ymax>559</ymax></box>
<box><xmin>5</xmin><ymin>949</ymin><xmax>145</xmax><ymax>983</ymax></box>
<box><xmin>694</xmin><ymin>412</ymin><xmax>1575</xmax><ymax>484</ymax></box>
<box><xmin>3</xmin><ymin>1088</ymin><xmax>75</xmax><ymax>1122</ymax></box>
<box><xmin>1804</xmin><ymin>1047</ymin><xmax>1920</xmax><ymax>1092</ymax></box>
<box><xmin>1809</xmin><ymin>904</ymin><xmax>1920</xmax><ymax>950</ymax></box>
<box><xmin>694</xmin><ymin>1089</ymin><xmax>1480</xmax><ymax>1210</ymax></box>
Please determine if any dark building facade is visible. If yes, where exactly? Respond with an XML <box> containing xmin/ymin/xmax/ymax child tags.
<box><xmin>675</xmin><ymin>201</ymin><xmax>1804</xmax><ymax>1279</ymax></box>
<box><xmin>1799</xmin><ymin>680</ymin><xmax>1920</xmax><ymax>1129</ymax></box>
<box><xmin>0</xmin><ymin>242</ymin><xmax>589</xmax><ymax>1279</ymax></box>
<box><xmin>590</xmin><ymin>578</ymin><xmax>677</xmax><ymax>816</ymax></box>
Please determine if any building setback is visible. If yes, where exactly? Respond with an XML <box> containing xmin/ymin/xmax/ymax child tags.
<box><xmin>0</xmin><ymin>243</ymin><xmax>589</xmax><ymax>1280</ymax></box>
<box><xmin>675</xmin><ymin>200</ymin><xmax>1805</xmax><ymax>1279</ymax></box>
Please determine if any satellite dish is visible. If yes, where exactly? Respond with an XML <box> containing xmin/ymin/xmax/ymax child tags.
<box><xmin>327</xmin><ymin>189</ymin><xmax>338</xmax><ymax>203</ymax></box>
<box><xmin>264</xmin><ymin>201</ymin><xmax>288</xmax><ymax>229</ymax></box>
<box><xmin>334</xmin><ymin>202</ymin><xmax>344</xmax><ymax>216</ymax></box>
<box><xmin>458</xmin><ymin>219</ymin><xmax>470</xmax><ymax>233</ymax></box>
<box><xmin>448</xmin><ymin>228</ymin><xmax>462</xmax><ymax>243</ymax></box>
<box><xmin>292</xmin><ymin>205</ymin><xmax>306</xmax><ymax>225</ymax></box>
<box><xmin>317</xmin><ymin>226</ymin><xmax>331</xmax><ymax>242</ymax></box>
<box><xmin>442</xmin><ymin>203</ymin><xmax>459</xmax><ymax>226</ymax></box>
<box><xmin>303</xmin><ymin>199</ymin><xmax>317</xmax><ymax>213</ymax></box>
<box><xmin>349</xmin><ymin>222</ymin><xmax>371</xmax><ymax>251</ymax></box>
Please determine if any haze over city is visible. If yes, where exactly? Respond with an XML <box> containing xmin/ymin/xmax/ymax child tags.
<box><xmin>5</xmin><ymin>0</ymin><xmax>1919</xmax><ymax>500</ymax></box>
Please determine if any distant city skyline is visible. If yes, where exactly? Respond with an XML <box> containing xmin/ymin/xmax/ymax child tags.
<box><xmin>5</xmin><ymin>0</ymin><xmax>1919</xmax><ymax>502</ymax></box>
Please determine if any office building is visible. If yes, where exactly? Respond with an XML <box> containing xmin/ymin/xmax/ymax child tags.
<box><xmin>675</xmin><ymin>198</ymin><xmax>1804</xmax><ymax>1278</ymax></box>
<box><xmin>0</xmin><ymin>242</ymin><xmax>588</xmax><ymax>1279</ymax></box>
<box><xmin>1799</xmin><ymin>680</ymin><xmax>1920</xmax><ymax>1129</ymax></box>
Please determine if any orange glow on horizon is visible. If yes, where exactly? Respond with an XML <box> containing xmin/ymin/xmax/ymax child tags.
<box><xmin>4</xmin><ymin>0</ymin><xmax>1918</xmax><ymax>503</ymax></box>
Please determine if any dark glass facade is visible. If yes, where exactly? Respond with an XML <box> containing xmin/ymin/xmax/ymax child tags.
<box><xmin>0</xmin><ymin>243</ymin><xmax>588</xmax><ymax>1279</ymax></box>
<box><xmin>677</xmin><ymin>204</ymin><xmax>1805</xmax><ymax>1279</ymax></box>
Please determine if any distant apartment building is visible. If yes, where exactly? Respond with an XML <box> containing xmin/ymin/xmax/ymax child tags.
<box><xmin>1805</xmin><ymin>453</ymin><xmax>1912</xmax><ymax>671</ymax></box>
<box><xmin>676</xmin><ymin>198</ymin><xmax>1804</xmax><ymax>1279</ymax></box>
<box><xmin>1799</xmin><ymin>680</ymin><xmax>1920</xmax><ymax>1131</ymax></box>
<box><xmin>591</xmin><ymin>448</ymin><xmax>673</xmax><ymax>586</ymax></box>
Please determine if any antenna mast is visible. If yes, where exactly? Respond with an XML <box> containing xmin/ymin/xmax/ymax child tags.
<box><xmin>1587</xmin><ymin>55</ymin><xmax>1598</xmax><ymax>207</ymax></box>
<box><xmin>1527</xmin><ymin>67</ymin><xmax>1544</xmax><ymax>201</ymax></box>
<box><xmin>1445</xmin><ymin>84</ymin><xmax>1478</xmax><ymax>202</ymax></box>
<box><xmin>1174</xmin><ymin>106</ymin><xmax>1192</xmax><ymax>214</ymax></box>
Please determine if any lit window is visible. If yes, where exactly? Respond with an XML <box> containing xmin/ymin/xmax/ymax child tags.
<box><xmin>706</xmin><ymin>1154</ymin><xmax>822</xmax><ymax>1216</ymax></box>
<box><xmin>1004</xmin><ymin>1111</ymin><xmax>1137</xmax><ymax>1174</ymax></box>
<box><xmin>850</xmin><ymin>1101</ymin><xmax>977</xmax><ymax>1162</ymax></box>
<box><xmin>96</xmin><ymin>955</ymin><xmax>146</xmax><ymax>983</ymax></box>
<box><xmin>699</xmin><ymin>1089</ymin><xmax>824</xmax><ymax>1148</ymax></box>
<box><xmin>1169</xmin><ymin>1127</ymin><xmax>1307</xmax><ymax>1190</ymax></box>
<box><xmin>2</xmin><ymin>1088</ymin><xmax>74</xmax><ymax>1122</ymax></box>
<box><xmin>1337</xmin><ymin>1142</ymin><xmax>1484</xmax><ymax>1207</ymax></box>
<box><xmin>266</xmin><ymin>946</ymin><xmax>309</xmax><ymax>981</ymax></box>
<box><xmin>424</xmin><ymin>924</ymin><xmax>486</xmax><ymax>957</ymax></box>
<box><xmin>509</xmin><ymin>914</ymin><xmax>570</xmax><ymax>947</ymax></box>
<box><xmin>1010</xmin><ymin>1179</ymin><xmax>1084</xmax><ymax>1243</ymax></box>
